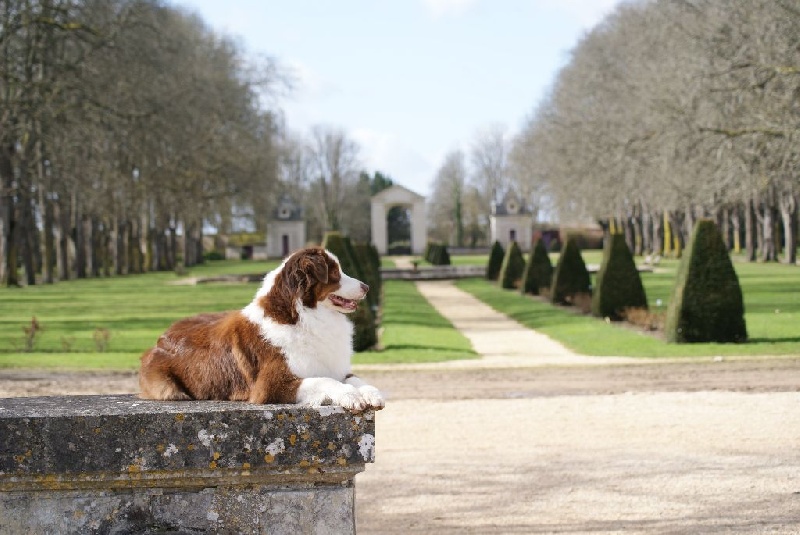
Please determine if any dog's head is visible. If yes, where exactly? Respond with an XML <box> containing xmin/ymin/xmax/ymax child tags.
<box><xmin>258</xmin><ymin>247</ymin><xmax>368</xmax><ymax>323</ymax></box>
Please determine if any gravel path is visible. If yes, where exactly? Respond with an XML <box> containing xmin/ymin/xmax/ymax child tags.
<box><xmin>354</xmin><ymin>280</ymin><xmax>800</xmax><ymax>534</ymax></box>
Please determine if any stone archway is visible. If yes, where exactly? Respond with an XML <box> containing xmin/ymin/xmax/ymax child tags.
<box><xmin>370</xmin><ymin>185</ymin><xmax>427</xmax><ymax>255</ymax></box>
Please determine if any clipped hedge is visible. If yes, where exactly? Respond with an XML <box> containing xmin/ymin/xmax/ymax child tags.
<box><xmin>353</xmin><ymin>242</ymin><xmax>382</xmax><ymax>307</ymax></box>
<box><xmin>498</xmin><ymin>240</ymin><xmax>525</xmax><ymax>289</ymax></box>
<box><xmin>550</xmin><ymin>236</ymin><xmax>591</xmax><ymax>305</ymax></box>
<box><xmin>321</xmin><ymin>232</ymin><xmax>377</xmax><ymax>351</ymax></box>
<box><xmin>424</xmin><ymin>242</ymin><xmax>451</xmax><ymax>266</ymax></box>
<box><xmin>591</xmin><ymin>233</ymin><xmax>648</xmax><ymax>320</ymax></box>
<box><xmin>664</xmin><ymin>219</ymin><xmax>747</xmax><ymax>343</ymax></box>
<box><xmin>521</xmin><ymin>239</ymin><xmax>553</xmax><ymax>295</ymax></box>
<box><xmin>485</xmin><ymin>241</ymin><xmax>505</xmax><ymax>280</ymax></box>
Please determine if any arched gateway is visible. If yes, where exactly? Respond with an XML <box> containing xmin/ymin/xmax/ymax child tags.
<box><xmin>370</xmin><ymin>185</ymin><xmax>427</xmax><ymax>255</ymax></box>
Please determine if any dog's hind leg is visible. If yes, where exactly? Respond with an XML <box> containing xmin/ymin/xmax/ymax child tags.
<box><xmin>139</xmin><ymin>350</ymin><xmax>193</xmax><ymax>401</ymax></box>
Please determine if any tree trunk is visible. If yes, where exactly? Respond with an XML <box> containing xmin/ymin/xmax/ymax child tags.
<box><xmin>56</xmin><ymin>200</ymin><xmax>70</xmax><ymax>281</ymax></box>
<box><xmin>779</xmin><ymin>192</ymin><xmax>797</xmax><ymax>265</ymax></box>
<box><xmin>731</xmin><ymin>204</ymin><xmax>741</xmax><ymax>254</ymax></box>
<box><xmin>668</xmin><ymin>211</ymin><xmax>684</xmax><ymax>257</ymax></box>
<box><xmin>745</xmin><ymin>196</ymin><xmax>756</xmax><ymax>261</ymax></box>
<box><xmin>761</xmin><ymin>205</ymin><xmax>777</xmax><ymax>262</ymax></box>
<box><xmin>41</xmin><ymin>192</ymin><xmax>55</xmax><ymax>283</ymax></box>
<box><xmin>19</xmin><ymin>195</ymin><xmax>37</xmax><ymax>286</ymax></box>
<box><xmin>0</xmin><ymin>145</ymin><xmax>17</xmax><ymax>286</ymax></box>
<box><xmin>641</xmin><ymin>209</ymin><xmax>652</xmax><ymax>255</ymax></box>
<box><xmin>114</xmin><ymin>219</ymin><xmax>126</xmax><ymax>275</ymax></box>
<box><xmin>651</xmin><ymin>210</ymin><xmax>663</xmax><ymax>256</ymax></box>
<box><xmin>719</xmin><ymin>207</ymin><xmax>731</xmax><ymax>251</ymax></box>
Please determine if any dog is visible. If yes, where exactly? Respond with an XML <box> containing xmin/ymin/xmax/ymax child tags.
<box><xmin>139</xmin><ymin>246</ymin><xmax>385</xmax><ymax>413</ymax></box>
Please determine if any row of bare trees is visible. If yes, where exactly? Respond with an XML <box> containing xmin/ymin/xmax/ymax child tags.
<box><xmin>0</xmin><ymin>0</ymin><xmax>281</xmax><ymax>286</ymax></box>
<box><xmin>512</xmin><ymin>0</ymin><xmax>800</xmax><ymax>262</ymax></box>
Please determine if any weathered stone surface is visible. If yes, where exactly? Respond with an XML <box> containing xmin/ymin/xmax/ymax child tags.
<box><xmin>0</xmin><ymin>395</ymin><xmax>375</xmax><ymax>534</ymax></box>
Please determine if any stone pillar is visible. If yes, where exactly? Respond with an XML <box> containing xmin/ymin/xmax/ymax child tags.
<box><xmin>411</xmin><ymin>199</ymin><xmax>427</xmax><ymax>255</ymax></box>
<box><xmin>371</xmin><ymin>200</ymin><xmax>388</xmax><ymax>255</ymax></box>
<box><xmin>0</xmin><ymin>395</ymin><xmax>375</xmax><ymax>534</ymax></box>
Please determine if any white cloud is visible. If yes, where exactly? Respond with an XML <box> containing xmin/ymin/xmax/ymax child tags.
<box><xmin>420</xmin><ymin>0</ymin><xmax>479</xmax><ymax>19</ymax></box>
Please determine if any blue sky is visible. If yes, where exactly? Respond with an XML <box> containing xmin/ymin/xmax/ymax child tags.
<box><xmin>176</xmin><ymin>0</ymin><xmax>624</xmax><ymax>196</ymax></box>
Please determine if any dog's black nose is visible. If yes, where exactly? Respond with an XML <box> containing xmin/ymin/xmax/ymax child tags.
<box><xmin>361</xmin><ymin>282</ymin><xmax>369</xmax><ymax>294</ymax></box>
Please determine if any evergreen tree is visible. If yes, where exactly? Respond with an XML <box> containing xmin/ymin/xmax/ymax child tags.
<box><xmin>591</xmin><ymin>233</ymin><xmax>648</xmax><ymax>320</ymax></box>
<box><xmin>521</xmin><ymin>239</ymin><xmax>553</xmax><ymax>295</ymax></box>
<box><xmin>321</xmin><ymin>232</ymin><xmax>377</xmax><ymax>351</ymax></box>
<box><xmin>665</xmin><ymin>220</ymin><xmax>747</xmax><ymax>343</ymax></box>
<box><xmin>485</xmin><ymin>241</ymin><xmax>505</xmax><ymax>280</ymax></box>
<box><xmin>550</xmin><ymin>236</ymin><xmax>591</xmax><ymax>305</ymax></box>
<box><xmin>499</xmin><ymin>241</ymin><xmax>526</xmax><ymax>289</ymax></box>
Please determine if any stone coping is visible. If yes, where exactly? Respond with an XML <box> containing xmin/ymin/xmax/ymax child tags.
<box><xmin>0</xmin><ymin>395</ymin><xmax>375</xmax><ymax>492</ymax></box>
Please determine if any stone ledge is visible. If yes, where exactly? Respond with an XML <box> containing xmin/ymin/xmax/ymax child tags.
<box><xmin>0</xmin><ymin>395</ymin><xmax>375</xmax><ymax>534</ymax></box>
<box><xmin>0</xmin><ymin>395</ymin><xmax>375</xmax><ymax>491</ymax></box>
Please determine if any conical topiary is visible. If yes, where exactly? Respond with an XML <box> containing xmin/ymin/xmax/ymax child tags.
<box><xmin>499</xmin><ymin>240</ymin><xmax>525</xmax><ymax>289</ymax></box>
<box><xmin>665</xmin><ymin>219</ymin><xmax>747</xmax><ymax>343</ymax></box>
<box><xmin>321</xmin><ymin>232</ymin><xmax>377</xmax><ymax>351</ymax></box>
<box><xmin>550</xmin><ymin>235</ymin><xmax>591</xmax><ymax>305</ymax></box>
<box><xmin>485</xmin><ymin>241</ymin><xmax>505</xmax><ymax>280</ymax></box>
<box><xmin>521</xmin><ymin>238</ymin><xmax>553</xmax><ymax>295</ymax></box>
<box><xmin>353</xmin><ymin>243</ymin><xmax>381</xmax><ymax>308</ymax></box>
<box><xmin>591</xmin><ymin>233</ymin><xmax>648</xmax><ymax>320</ymax></box>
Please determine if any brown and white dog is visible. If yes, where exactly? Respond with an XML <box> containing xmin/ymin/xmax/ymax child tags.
<box><xmin>139</xmin><ymin>247</ymin><xmax>385</xmax><ymax>412</ymax></box>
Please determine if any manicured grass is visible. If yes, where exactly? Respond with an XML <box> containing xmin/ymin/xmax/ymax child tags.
<box><xmin>0</xmin><ymin>262</ymin><xmax>277</xmax><ymax>369</ymax></box>
<box><xmin>0</xmin><ymin>262</ymin><xmax>474</xmax><ymax>369</ymax></box>
<box><xmin>354</xmin><ymin>281</ymin><xmax>476</xmax><ymax>364</ymax></box>
<box><xmin>456</xmin><ymin>257</ymin><xmax>800</xmax><ymax>357</ymax></box>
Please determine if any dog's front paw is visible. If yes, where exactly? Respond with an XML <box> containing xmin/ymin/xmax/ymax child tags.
<box><xmin>358</xmin><ymin>385</ymin><xmax>385</xmax><ymax>410</ymax></box>
<box><xmin>333</xmin><ymin>385</ymin><xmax>369</xmax><ymax>413</ymax></box>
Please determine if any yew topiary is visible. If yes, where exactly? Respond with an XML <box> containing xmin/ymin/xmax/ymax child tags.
<box><xmin>550</xmin><ymin>236</ymin><xmax>591</xmax><ymax>305</ymax></box>
<box><xmin>322</xmin><ymin>232</ymin><xmax>377</xmax><ymax>351</ymax></box>
<box><xmin>591</xmin><ymin>233</ymin><xmax>648</xmax><ymax>320</ymax></box>
<box><xmin>499</xmin><ymin>240</ymin><xmax>525</xmax><ymax>289</ymax></box>
<box><xmin>521</xmin><ymin>239</ymin><xmax>553</xmax><ymax>295</ymax></box>
<box><xmin>665</xmin><ymin>219</ymin><xmax>747</xmax><ymax>343</ymax></box>
<box><xmin>485</xmin><ymin>241</ymin><xmax>505</xmax><ymax>280</ymax></box>
<box><xmin>353</xmin><ymin>243</ymin><xmax>381</xmax><ymax>307</ymax></box>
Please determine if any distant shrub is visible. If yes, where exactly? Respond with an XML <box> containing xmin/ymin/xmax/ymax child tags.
<box><xmin>521</xmin><ymin>239</ymin><xmax>553</xmax><ymax>295</ymax></box>
<box><xmin>591</xmin><ymin>233</ymin><xmax>648</xmax><ymax>320</ymax></box>
<box><xmin>423</xmin><ymin>242</ymin><xmax>434</xmax><ymax>263</ymax></box>
<box><xmin>664</xmin><ymin>220</ymin><xmax>747</xmax><ymax>343</ymax></box>
<box><xmin>499</xmin><ymin>241</ymin><xmax>525</xmax><ymax>289</ymax></box>
<box><xmin>427</xmin><ymin>243</ymin><xmax>451</xmax><ymax>266</ymax></box>
<box><xmin>204</xmin><ymin>250</ymin><xmax>225</xmax><ymax>261</ymax></box>
<box><xmin>485</xmin><ymin>241</ymin><xmax>505</xmax><ymax>280</ymax></box>
<box><xmin>550</xmin><ymin>236</ymin><xmax>591</xmax><ymax>306</ymax></box>
<box><xmin>321</xmin><ymin>232</ymin><xmax>377</xmax><ymax>351</ymax></box>
<box><xmin>353</xmin><ymin>243</ymin><xmax>382</xmax><ymax>307</ymax></box>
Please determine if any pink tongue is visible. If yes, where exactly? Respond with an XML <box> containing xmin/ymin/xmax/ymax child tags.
<box><xmin>332</xmin><ymin>295</ymin><xmax>354</xmax><ymax>308</ymax></box>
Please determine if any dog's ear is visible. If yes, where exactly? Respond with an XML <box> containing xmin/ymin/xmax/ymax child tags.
<box><xmin>302</xmin><ymin>253</ymin><xmax>329</xmax><ymax>285</ymax></box>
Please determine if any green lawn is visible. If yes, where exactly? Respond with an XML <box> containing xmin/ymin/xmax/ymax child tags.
<box><xmin>456</xmin><ymin>257</ymin><xmax>800</xmax><ymax>358</ymax></box>
<box><xmin>354</xmin><ymin>281</ymin><xmax>476</xmax><ymax>364</ymax></box>
<box><xmin>0</xmin><ymin>261</ymin><xmax>474</xmax><ymax>369</ymax></box>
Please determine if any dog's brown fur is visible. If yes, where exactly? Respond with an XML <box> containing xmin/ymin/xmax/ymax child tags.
<box><xmin>139</xmin><ymin>247</ymin><xmax>342</xmax><ymax>403</ymax></box>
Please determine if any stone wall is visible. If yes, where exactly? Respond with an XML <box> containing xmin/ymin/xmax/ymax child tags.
<box><xmin>0</xmin><ymin>395</ymin><xmax>375</xmax><ymax>534</ymax></box>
